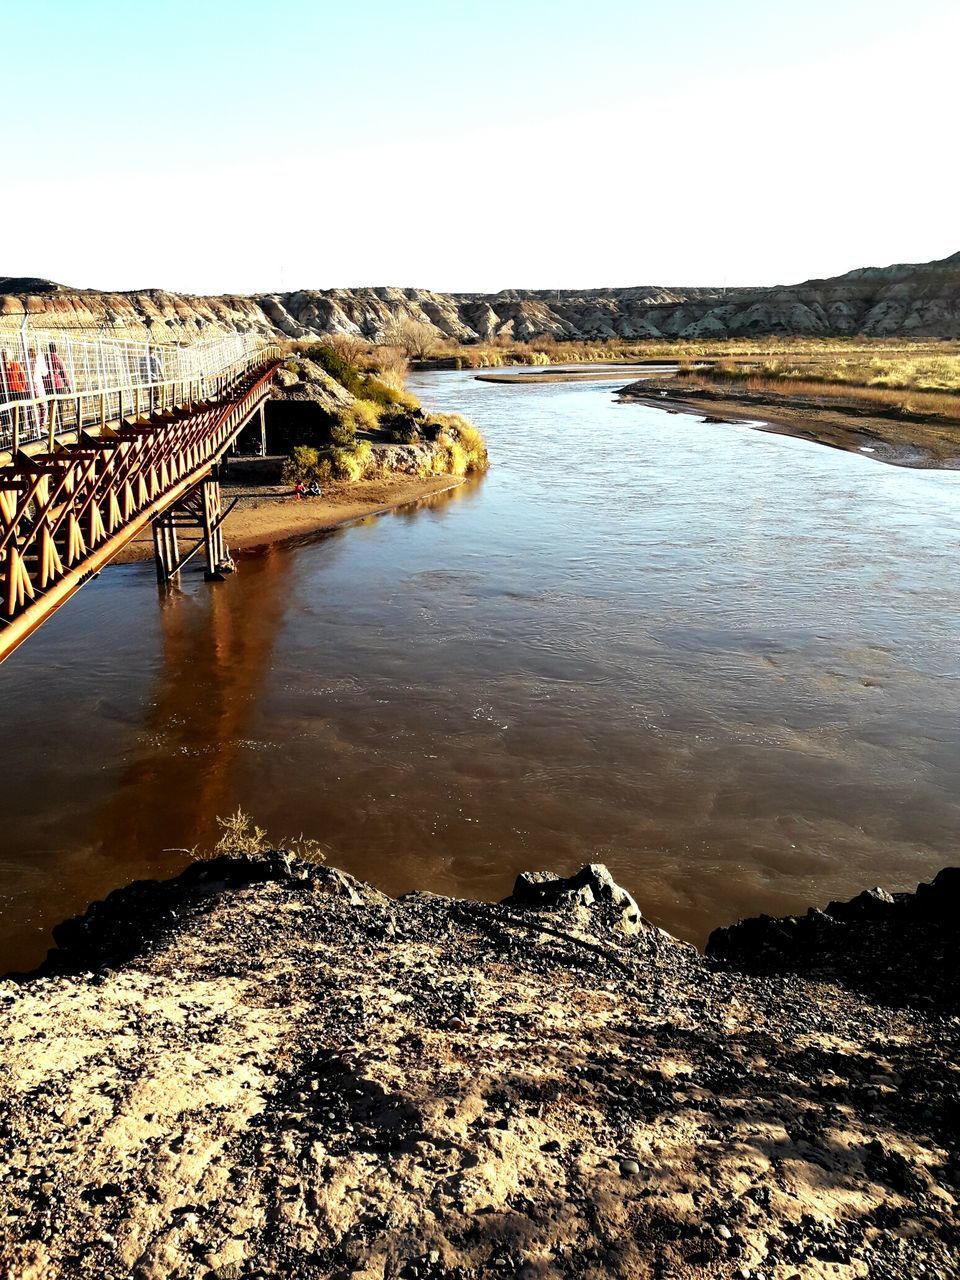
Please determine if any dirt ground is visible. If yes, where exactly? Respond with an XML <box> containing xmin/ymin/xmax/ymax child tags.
<box><xmin>112</xmin><ymin>475</ymin><xmax>465</xmax><ymax>565</ymax></box>
<box><xmin>0</xmin><ymin>856</ymin><xmax>956</xmax><ymax>1280</ymax></box>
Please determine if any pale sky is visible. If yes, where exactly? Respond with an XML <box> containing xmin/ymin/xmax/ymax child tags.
<box><xmin>4</xmin><ymin>0</ymin><xmax>958</xmax><ymax>295</ymax></box>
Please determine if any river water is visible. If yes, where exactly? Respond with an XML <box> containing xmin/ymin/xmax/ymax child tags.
<box><xmin>1</xmin><ymin>368</ymin><xmax>958</xmax><ymax>971</ymax></box>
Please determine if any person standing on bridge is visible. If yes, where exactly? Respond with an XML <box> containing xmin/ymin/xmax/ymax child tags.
<box><xmin>27</xmin><ymin>347</ymin><xmax>50</xmax><ymax>435</ymax></box>
<box><xmin>44</xmin><ymin>343</ymin><xmax>71</xmax><ymax>397</ymax></box>
<box><xmin>140</xmin><ymin>346</ymin><xmax>165</xmax><ymax>411</ymax></box>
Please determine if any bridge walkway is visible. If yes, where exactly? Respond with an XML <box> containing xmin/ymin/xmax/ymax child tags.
<box><xmin>0</xmin><ymin>327</ymin><xmax>281</xmax><ymax>663</ymax></box>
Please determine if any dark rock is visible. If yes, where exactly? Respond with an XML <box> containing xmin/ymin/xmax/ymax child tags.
<box><xmin>706</xmin><ymin>868</ymin><xmax>960</xmax><ymax>1011</ymax></box>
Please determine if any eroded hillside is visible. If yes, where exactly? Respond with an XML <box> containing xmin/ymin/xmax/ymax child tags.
<box><xmin>3</xmin><ymin>251</ymin><xmax>960</xmax><ymax>343</ymax></box>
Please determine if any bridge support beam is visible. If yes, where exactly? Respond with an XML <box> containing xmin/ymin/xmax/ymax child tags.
<box><xmin>151</xmin><ymin>473</ymin><xmax>235</xmax><ymax>586</ymax></box>
<box><xmin>152</xmin><ymin>514</ymin><xmax>180</xmax><ymax>585</ymax></box>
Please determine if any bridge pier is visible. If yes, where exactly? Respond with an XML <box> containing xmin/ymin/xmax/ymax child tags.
<box><xmin>152</xmin><ymin>474</ymin><xmax>235</xmax><ymax>586</ymax></box>
<box><xmin>152</xmin><ymin>514</ymin><xmax>180</xmax><ymax>585</ymax></box>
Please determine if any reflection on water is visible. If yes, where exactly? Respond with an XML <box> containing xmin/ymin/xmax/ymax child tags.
<box><xmin>1</xmin><ymin>369</ymin><xmax>959</xmax><ymax>970</ymax></box>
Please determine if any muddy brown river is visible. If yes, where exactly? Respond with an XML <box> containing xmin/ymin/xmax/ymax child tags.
<box><xmin>1</xmin><ymin>368</ymin><xmax>958</xmax><ymax>971</ymax></box>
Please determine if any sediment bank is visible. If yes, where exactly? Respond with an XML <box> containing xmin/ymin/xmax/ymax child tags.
<box><xmin>0</xmin><ymin>856</ymin><xmax>956</xmax><ymax>1279</ymax></box>
<box><xmin>617</xmin><ymin>379</ymin><xmax>960</xmax><ymax>469</ymax></box>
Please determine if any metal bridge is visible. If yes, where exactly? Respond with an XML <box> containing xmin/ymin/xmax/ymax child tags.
<box><xmin>0</xmin><ymin>324</ymin><xmax>280</xmax><ymax>664</ymax></box>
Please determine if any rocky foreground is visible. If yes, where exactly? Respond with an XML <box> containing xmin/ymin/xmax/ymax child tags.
<box><xmin>0</xmin><ymin>858</ymin><xmax>957</xmax><ymax>1280</ymax></box>
<box><xmin>3</xmin><ymin>250</ymin><xmax>960</xmax><ymax>342</ymax></box>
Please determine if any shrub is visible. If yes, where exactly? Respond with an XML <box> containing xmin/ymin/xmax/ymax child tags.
<box><xmin>422</xmin><ymin>414</ymin><xmax>488</xmax><ymax>475</ymax></box>
<box><xmin>350</xmin><ymin>399</ymin><xmax>382</xmax><ymax>431</ymax></box>
<box><xmin>329</xmin><ymin>439</ymin><xmax>374</xmax><ymax>482</ymax></box>
<box><xmin>360</xmin><ymin>375</ymin><xmax>401</xmax><ymax>407</ymax></box>
<box><xmin>282</xmin><ymin>444</ymin><xmax>320</xmax><ymax>484</ymax></box>
<box><xmin>327</xmin><ymin>399</ymin><xmax>383</xmax><ymax>445</ymax></box>
<box><xmin>330</xmin><ymin>416</ymin><xmax>357</xmax><ymax>447</ymax></box>
<box><xmin>367</xmin><ymin>346</ymin><xmax>409</xmax><ymax>389</ymax></box>
<box><xmin>303</xmin><ymin>344</ymin><xmax>366</xmax><ymax>397</ymax></box>
<box><xmin>206</xmin><ymin>808</ymin><xmax>327</xmax><ymax>866</ymax></box>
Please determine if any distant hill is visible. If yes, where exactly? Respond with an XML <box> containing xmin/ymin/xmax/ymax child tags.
<box><xmin>3</xmin><ymin>252</ymin><xmax>959</xmax><ymax>341</ymax></box>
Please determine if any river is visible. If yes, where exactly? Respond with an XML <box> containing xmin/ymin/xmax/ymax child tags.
<box><xmin>1</xmin><ymin>367</ymin><xmax>958</xmax><ymax>971</ymax></box>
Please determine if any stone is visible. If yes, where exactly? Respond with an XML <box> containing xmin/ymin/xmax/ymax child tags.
<box><xmin>504</xmin><ymin>863</ymin><xmax>644</xmax><ymax>934</ymax></box>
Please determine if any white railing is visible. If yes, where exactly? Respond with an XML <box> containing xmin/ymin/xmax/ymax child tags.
<box><xmin>0</xmin><ymin>325</ymin><xmax>277</xmax><ymax>453</ymax></box>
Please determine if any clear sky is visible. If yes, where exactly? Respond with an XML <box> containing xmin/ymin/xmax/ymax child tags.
<box><xmin>5</xmin><ymin>0</ymin><xmax>958</xmax><ymax>294</ymax></box>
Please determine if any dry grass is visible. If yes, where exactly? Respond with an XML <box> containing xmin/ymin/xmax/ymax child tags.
<box><xmin>426</xmin><ymin>335</ymin><xmax>960</xmax><ymax>375</ymax></box>
<box><xmin>677</xmin><ymin>350</ymin><xmax>960</xmax><ymax>421</ymax></box>
<box><xmin>201</xmin><ymin>808</ymin><xmax>328</xmax><ymax>865</ymax></box>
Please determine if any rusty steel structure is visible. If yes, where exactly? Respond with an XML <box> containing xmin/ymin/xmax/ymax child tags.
<box><xmin>0</xmin><ymin>346</ymin><xmax>280</xmax><ymax>664</ymax></box>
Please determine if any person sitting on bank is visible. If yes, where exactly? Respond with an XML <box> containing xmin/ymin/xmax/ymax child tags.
<box><xmin>306</xmin><ymin>479</ymin><xmax>322</xmax><ymax>497</ymax></box>
<box><xmin>294</xmin><ymin>481</ymin><xmax>306</xmax><ymax>500</ymax></box>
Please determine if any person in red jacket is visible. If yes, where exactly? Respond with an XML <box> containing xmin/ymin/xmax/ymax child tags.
<box><xmin>2</xmin><ymin>351</ymin><xmax>28</xmax><ymax>396</ymax></box>
<box><xmin>1</xmin><ymin>351</ymin><xmax>29</xmax><ymax>438</ymax></box>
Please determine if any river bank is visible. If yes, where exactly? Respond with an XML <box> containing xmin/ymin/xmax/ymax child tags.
<box><xmin>616</xmin><ymin>378</ymin><xmax>960</xmax><ymax>469</ymax></box>
<box><xmin>112</xmin><ymin>474</ymin><xmax>467</xmax><ymax>564</ymax></box>
<box><xmin>0</xmin><ymin>854</ymin><xmax>956</xmax><ymax>1279</ymax></box>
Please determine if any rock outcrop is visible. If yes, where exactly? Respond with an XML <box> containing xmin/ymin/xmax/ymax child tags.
<box><xmin>4</xmin><ymin>250</ymin><xmax>960</xmax><ymax>343</ymax></box>
<box><xmin>0</xmin><ymin>856</ymin><xmax>957</xmax><ymax>1279</ymax></box>
<box><xmin>707</xmin><ymin>867</ymin><xmax>960</xmax><ymax>1011</ymax></box>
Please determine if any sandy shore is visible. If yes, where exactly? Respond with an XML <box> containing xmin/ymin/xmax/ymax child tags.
<box><xmin>618</xmin><ymin>380</ymin><xmax>960</xmax><ymax>469</ymax></box>
<box><xmin>112</xmin><ymin>474</ymin><xmax>466</xmax><ymax>565</ymax></box>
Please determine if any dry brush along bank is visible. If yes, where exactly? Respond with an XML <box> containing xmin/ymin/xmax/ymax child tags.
<box><xmin>0</xmin><ymin>856</ymin><xmax>957</xmax><ymax>1280</ymax></box>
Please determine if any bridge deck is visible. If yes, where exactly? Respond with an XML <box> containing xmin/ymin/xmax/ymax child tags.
<box><xmin>0</xmin><ymin>354</ymin><xmax>280</xmax><ymax>664</ymax></box>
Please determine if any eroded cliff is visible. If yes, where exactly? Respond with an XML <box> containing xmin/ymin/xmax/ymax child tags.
<box><xmin>3</xmin><ymin>250</ymin><xmax>960</xmax><ymax>344</ymax></box>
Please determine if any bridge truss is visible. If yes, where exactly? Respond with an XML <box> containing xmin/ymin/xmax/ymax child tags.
<box><xmin>0</xmin><ymin>335</ymin><xmax>280</xmax><ymax>664</ymax></box>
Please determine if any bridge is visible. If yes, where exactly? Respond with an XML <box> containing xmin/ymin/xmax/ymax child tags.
<box><xmin>0</xmin><ymin>324</ymin><xmax>281</xmax><ymax>664</ymax></box>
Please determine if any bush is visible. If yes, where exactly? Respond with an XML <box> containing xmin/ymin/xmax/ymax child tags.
<box><xmin>329</xmin><ymin>439</ymin><xmax>374</xmax><ymax>481</ymax></box>
<box><xmin>361</xmin><ymin>375</ymin><xmax>401</xmax><ymax>407</ymax></box>
<box><xmin>327</xmin><ymin>399</ymin><xmax>382</xmax><ymax>445</ymax></box>
<box><xmin>282</xmin><ymin>445</ymin><xmax>320</xmax><ymax>484</ymax></box>
<box><xmin>303</xmin><ymin>344</ymin><xmax>366</xmax><ymax>397</ymax></box>
<box><xmin>421</xmin><ymin>413</ymin><xmax>488</xmax><ymax>475</ymax></box>
<box><xmin>350</xmin><ymin>399</ymin><xmax>383</xmax><ymax>431</ymax></box>
<box><xmin>329</xmin><ymin>415</ymin><xmax>357</xmax><ymax>447</ymax></box>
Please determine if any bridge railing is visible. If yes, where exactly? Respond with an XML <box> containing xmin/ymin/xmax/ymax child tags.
<box><xmin>0</xmin><ymin>326</ymin><xmax>279</xmax><ymax>454</ymax></box>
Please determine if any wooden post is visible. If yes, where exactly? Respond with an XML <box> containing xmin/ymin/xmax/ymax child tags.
<box><xmin>259</xmin><ymin>400</ymin><xmax>267</xmax><ymax>456</ymax></box>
